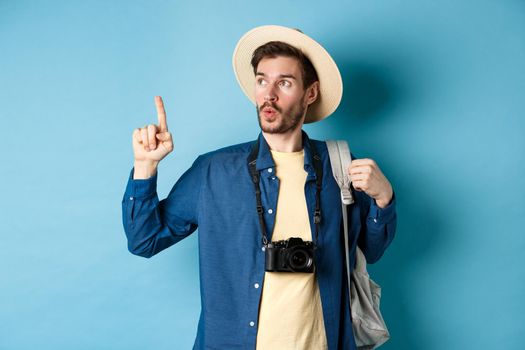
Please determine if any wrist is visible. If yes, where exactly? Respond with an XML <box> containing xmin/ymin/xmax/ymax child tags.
<box><xmin>375</xmin><ymin>198</ymin><xmax>390</xmax><ymax>209</ymax></box>
<box><xmin>375</xmin><ymin>190</ymin><xmax>393</xmax><ymax>209</ymax></box>
<box><xmin>133</xmin><ymin>160</ymin><xmax>159</xmax><ymax>179</ymax></box>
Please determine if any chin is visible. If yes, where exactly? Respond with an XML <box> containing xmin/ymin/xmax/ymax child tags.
<box><xmin>258</xmin><ymin>115</ymin><xmax>278</xmax><ymax>130</ymax></box>
<box><xmin>261</xmin><ymin>125</ymin><xmax>281</xmax><ymax>134</ymax></box>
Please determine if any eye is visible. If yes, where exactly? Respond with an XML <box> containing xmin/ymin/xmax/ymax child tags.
<box><xmin>256</xmin><ymin>78</ymin><xmax>267</xmax><ymax>86</ymax></box>
<box><xmin>279</xmin><ymin>80</ymin><xmax>292</xmax><ymax>88</ymax></box>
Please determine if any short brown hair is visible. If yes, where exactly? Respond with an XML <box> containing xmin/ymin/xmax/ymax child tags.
<box><xmin>251</xmin><ymin>41</ymin><xmax>319</xmax><ymax>89</ymax></box>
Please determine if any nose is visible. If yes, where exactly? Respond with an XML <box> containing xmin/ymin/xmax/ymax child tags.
<box><xmin>264</xmin><ymin>85</ymin><xmax>277</xmax><ymax>102</ymax></box>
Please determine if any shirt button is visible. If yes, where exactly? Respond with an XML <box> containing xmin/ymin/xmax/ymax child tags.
<box><xmin>261</xmin><ymin>246</ymin><xmax>266</xmax><ymax>252</ymax></box>
<box><xmin>373</xmin><ymin>218</ymin><xmax>378</xmax><ymax>223</ymax></box>
<box><xmin>129</xmin><ymin>196</ymin><xmax>134</xmax><ymax>201</ymax></box>
<box><xmin>249</xmin><ymin>321</ymin><xmax>255</xmax><ymax>327</ymax></box>
<box><xmin>267</xmin><ymin>168</ymin><xmax>273</xmax><ymax>173</ymax></box>
<box><xmin>254</xmin><ymin>283</ymin><xmax>260</xmax><ymax>289</ymax></box>
<box><xmin>271</xmin><ymin>176</ymin><xmax>276</xmax><ymax>180</ymax></box>
<box><xmin>267</xmin><ymin>209</ymin><xmax>273</xmax><ymax>214</ymax></box>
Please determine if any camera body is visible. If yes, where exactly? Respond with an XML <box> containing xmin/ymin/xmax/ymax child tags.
<box><xmin>265</xmin><ymin>237</ymin><xmax>315</xmax><ymax>273</ymax></box>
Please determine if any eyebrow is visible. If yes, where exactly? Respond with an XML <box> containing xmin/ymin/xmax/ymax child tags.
<box><xmin>255</xmin><ymin>72</ymin><xmax>297</xmax><ymax>80</ymax></box>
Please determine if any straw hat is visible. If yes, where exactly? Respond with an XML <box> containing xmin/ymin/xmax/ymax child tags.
<box><xmin>232</xmin><ymin>25</ymin><xmax>343</xmax><ymax>123</ymax></box>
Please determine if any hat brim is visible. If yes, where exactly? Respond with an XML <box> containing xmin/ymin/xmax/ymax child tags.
<box><xmin>232</xmin><ymin>25</ymin><xmax>343</xmax><ymax>124</ymax></box>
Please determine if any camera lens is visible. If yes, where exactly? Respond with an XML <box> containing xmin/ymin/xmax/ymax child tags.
<box><xmin>289</xmin><ymin>248</ymin><xmax>313</xmax><ymax>271</ymax></box>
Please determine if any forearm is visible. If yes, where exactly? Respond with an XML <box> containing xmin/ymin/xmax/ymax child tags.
<box><xmin>123</xmin><ymin>168</ymin><xmax>177</xmax><ymax>258</ymax></box>
<box><xmin>123</xmin><ymin>194</ymin><xmax>164</xmax><ymax>258</ymax></box>
<box><xmin>122</xmin><ymin>158</ymin><xmax>203</xmax><ymax>258</ymax></box>
<box><xmin>357</xmin><ymin>191</ymin><xmax>397</xmax><ymax>263</ymax></box>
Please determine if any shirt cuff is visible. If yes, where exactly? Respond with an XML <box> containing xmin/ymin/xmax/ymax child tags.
<box><xmin>124</xmin><ymin>167</ymin><xmax>158</xmax><ymax>199</ymax></box>
<box><xmin>368</xmin><ymin>191</ymin><xmax>396</xmax><ymax>224</ymax></box>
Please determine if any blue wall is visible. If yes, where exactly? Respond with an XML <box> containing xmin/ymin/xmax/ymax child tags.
<box><xmin>1</xmin><ymin>0</ymin><xmax>524</xmax><ymax>349</ymax></box>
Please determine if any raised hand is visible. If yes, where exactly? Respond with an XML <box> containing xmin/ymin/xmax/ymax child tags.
<box><xmin>132</xmin><ymin>96</ymin><xmax>174</xmax><ymax>178</ymax></box>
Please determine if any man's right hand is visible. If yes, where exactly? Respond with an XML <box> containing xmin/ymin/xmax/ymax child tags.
<box><xmin>132</xmin><ymin>96</ymin><xmax>174</xmax><ymax>179</ymax></box>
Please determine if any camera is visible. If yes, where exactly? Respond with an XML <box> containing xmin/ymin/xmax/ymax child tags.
<box><xmin>265</xmin><ymin>237</ymin><xmax>315</xmax><ymax>273</ymax></box>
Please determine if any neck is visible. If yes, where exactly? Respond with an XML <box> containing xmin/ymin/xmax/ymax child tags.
<box><xmin>262</xmin><ymin>127</ymin><xmax>304</xmax><ymax>152</ymax></box>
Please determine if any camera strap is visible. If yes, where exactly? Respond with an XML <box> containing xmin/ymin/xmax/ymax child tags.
<box><xmin>247</xmin><ymin>137</ymin><xmax>323</xmax><ymax>247</ymax></box>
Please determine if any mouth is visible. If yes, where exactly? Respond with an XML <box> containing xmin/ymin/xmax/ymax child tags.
<box><xmin>261</xmin><ymin>106</ymin><xmax>278</xmax><ymax>118</ymax></box>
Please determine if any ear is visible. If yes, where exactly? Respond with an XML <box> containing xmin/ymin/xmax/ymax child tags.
<box><xmin>305</xmin><ymin>81</ymin><xmax>320</xmax><ymax>106</ymax></box>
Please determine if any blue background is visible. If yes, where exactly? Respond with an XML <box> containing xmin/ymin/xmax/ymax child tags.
<box><xmin>1</xmin><ymin>0</ymin><xmax>524</xmax><ymax>349</ymax></box>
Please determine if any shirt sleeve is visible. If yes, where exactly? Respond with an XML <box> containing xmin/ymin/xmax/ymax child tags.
<box><xmin>356</xmin><ymin>190</ymin><xmax>397</xmax><ymax>264</ymax></box>
<box><xmin>121</xmin><ymin>156</ymin><xmax>205</xmax><ymax>258</ymax></box>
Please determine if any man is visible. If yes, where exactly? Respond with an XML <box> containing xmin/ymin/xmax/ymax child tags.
<box><xmin>122</xmin><ymin>25</ymin><xmax>396</xmax><ymax>349</ymax></box>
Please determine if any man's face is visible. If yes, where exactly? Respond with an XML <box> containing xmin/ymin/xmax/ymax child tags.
<box><xmin>254</xmin><ymin>56</ymin><xmax>314</xmax><ymax>134</ymax></box>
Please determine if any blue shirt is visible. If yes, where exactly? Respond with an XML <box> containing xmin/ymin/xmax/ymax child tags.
<box><xmin>121</xmin><ymin>131</ymin><xmax>397</xmax><ymax>349</ymax></box>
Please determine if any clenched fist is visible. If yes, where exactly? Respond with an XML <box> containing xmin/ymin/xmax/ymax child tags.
<box><xmin>348</xmin><ymin>158</ymin><xmax>393</xmax><ymax>209</ymax></box>
<box><xmin>132</xmin><ymin>96</ymin><xmax>174</xmax><ymax>179</ymax></box>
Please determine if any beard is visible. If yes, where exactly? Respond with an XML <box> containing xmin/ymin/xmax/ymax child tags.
<box><xmin>256</xmin><ymin>98</ymin><xmax>306</xmax><ymax>134</ymax></box>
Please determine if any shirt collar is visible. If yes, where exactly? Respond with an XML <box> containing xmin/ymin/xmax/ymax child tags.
<box><xmin>253</xmin><ymin>130</ymin><xmax>316</xmax><ymax>175</ymax></box>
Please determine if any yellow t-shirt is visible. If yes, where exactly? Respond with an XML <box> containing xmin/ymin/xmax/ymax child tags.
<box><xmin>256</xmin><ymin>149</ymin><xmax>328</xmax><ymax>350</ymax></box>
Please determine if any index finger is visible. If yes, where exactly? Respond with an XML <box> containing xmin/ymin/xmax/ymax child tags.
<box><xmin>350</xmin><ymin>158</ymin><xmax>375</xmax><ymax>166</ymax></box>
<box><xmin>155</xmin><ymin>96</ymin><xmax>168</xmax><ymax>131</ymax></box>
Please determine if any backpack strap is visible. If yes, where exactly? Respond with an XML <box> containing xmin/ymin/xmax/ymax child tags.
<box><xmin>326</xmin><ymin>139</ymin><xmax>355</xmax><ymax>307</ymax></box>
<box><xmin>326</xmin><ymin>140</ymin><xmax>354</xmax><ymax>205</ymax></box>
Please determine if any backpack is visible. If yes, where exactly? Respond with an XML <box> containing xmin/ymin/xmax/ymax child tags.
<box><xmin>326</xmin><ymin>140</ymin><xmax>390</xmax><ymax>349</ymax></box>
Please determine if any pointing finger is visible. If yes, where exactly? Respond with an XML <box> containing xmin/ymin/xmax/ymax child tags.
<box><xmin>155</xmin><ymin>96</ymin><xmax>168</xmax><ymax>132</ymax></box>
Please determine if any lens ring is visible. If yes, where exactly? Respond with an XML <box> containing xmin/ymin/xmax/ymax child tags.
<box><xmin>288</xmin><ymin>248</ymin><xmax>312</xmax><ymax>271</ymax></box>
